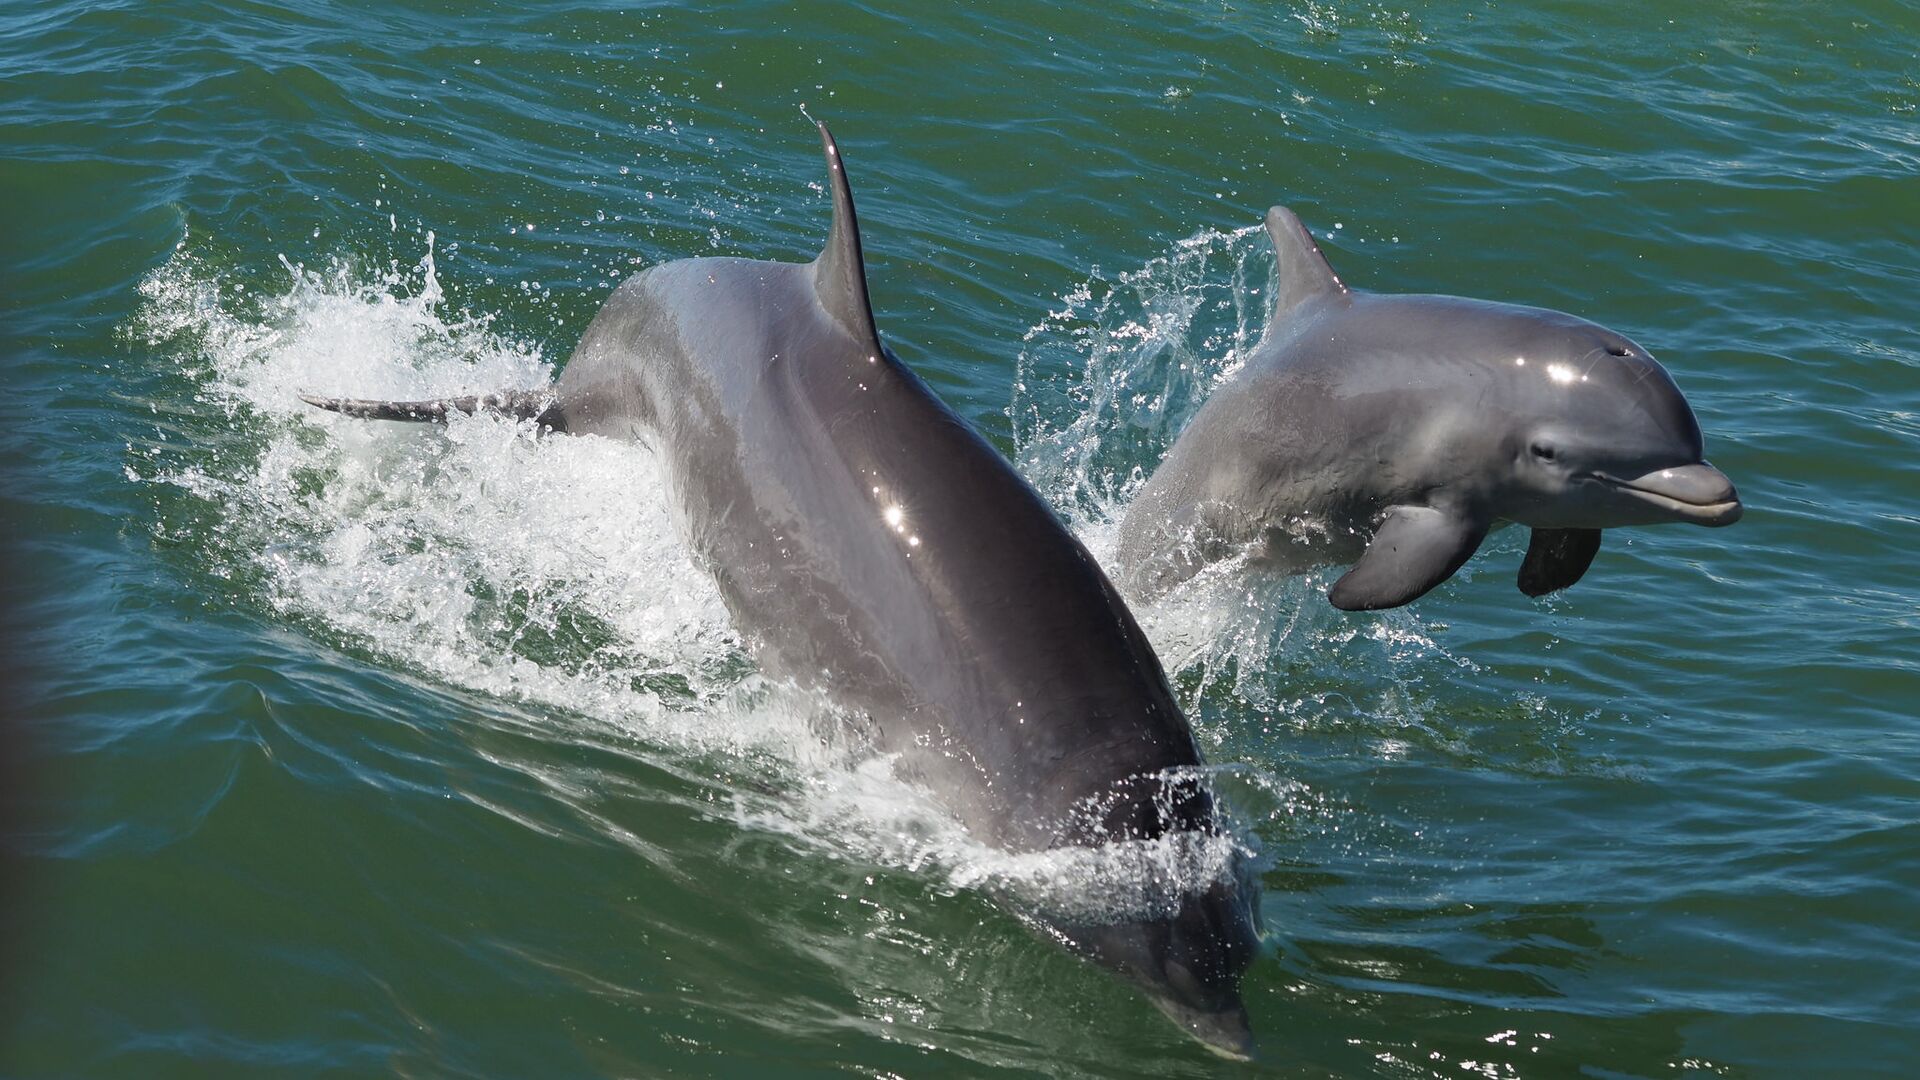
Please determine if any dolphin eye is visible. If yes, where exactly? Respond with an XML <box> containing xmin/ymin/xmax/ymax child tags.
<box><xmin>1531</xmin><ymin>442</ymin><xmax>1557</xmax><ymax>462</ymax></box>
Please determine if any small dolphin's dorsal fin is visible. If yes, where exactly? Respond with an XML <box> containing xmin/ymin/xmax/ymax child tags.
<box><xmin>811</xmin><ymin>123</ymin><xmax>884</xmax><ymax>352</ymax></box>
<box><xmin>1264</xmin><ymin>206</ymin><xmax>1348</xmax><ymax>321</ymax></box>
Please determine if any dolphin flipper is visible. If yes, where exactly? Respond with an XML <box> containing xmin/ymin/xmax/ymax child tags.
<box><xmin>1517</xmin><ymin>527</ymin><xmax>1602</xmax><ymax>597</ymax></box>
<box><xmin>1328</xmin><ymin>505</ymin><xmax>1489</xmax><ymax>611</ymax></box>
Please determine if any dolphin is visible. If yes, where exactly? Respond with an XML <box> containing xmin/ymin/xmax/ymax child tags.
<box><xmin>1113</xmin><ymin>207</ymin><xmax>1743</xmax><ymax>611</ymax></box>
<box><xmin>303</xmin><ymin>126</ymin><xmax>1261</xmax><ymax>1056</ymax></box>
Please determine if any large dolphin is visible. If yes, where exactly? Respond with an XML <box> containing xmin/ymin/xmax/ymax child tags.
<box><xmin>303</xmin><ymin>127</ymin><xmax>1261</xmax><ymax>1056</ymax></box>
<box><xmin>1113</xmin><ymin>207</ymin><xmax>1743</xmax><ymax>610</ymax></box>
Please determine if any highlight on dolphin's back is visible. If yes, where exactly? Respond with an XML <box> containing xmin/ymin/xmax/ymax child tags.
<box><xmin>1112</xmin><ymin>206</ymin><xmax>1743</xmax><ymax>611</ymax></box>
<box><xmin>301</xmin><ymin>126</ymin><xmax>1263</xmax><ymax>1057</ymax></box>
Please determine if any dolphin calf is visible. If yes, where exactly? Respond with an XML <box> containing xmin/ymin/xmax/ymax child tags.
<box><xmin>304</xmin><ymin>127</ymin><xmax>1261</xmax><ymax>1056</ymax></box>
<box><xmin>1113</xmin><ymin>207</ymin><xmax>1743</xmax><ymax>610</ymax></box>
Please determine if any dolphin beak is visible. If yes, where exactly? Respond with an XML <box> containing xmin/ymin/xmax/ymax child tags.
<box><xmin>1595</xmin><ymin>462</ymin><xmax>1743</xmax><ymax>526</ymax></box>
<box><xmin>1147</xmin><ymin>993</ymin><xmax>1257</xmax><ymax>1061</ymax></box>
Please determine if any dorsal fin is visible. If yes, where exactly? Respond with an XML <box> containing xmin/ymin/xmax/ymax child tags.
<box><xmin>1264</xmin><ymin>206</ymin><xmax>1347</xmax><ymax>321</ymax></box>
<box><xmin>811</xmin><ymin>123</ymin><xmax>884</xmax><ymax>352</ymax></box>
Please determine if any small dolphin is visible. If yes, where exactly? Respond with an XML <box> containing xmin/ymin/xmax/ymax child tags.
<box><xmin>304</xmin><ymin>127</ymin><xmax>1261</xmax><ymax>1056</ymax></box>
<box><xmin>1114</xmin><ymin>207</ymin><xmax>1743</xmax><ymax>611</ymax></box>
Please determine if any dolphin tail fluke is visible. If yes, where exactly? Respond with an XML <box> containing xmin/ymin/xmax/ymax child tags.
<box><xmin>298</xmin><ymin>389</ymin><xmax>567</xmax><ymax>431</ymax></box>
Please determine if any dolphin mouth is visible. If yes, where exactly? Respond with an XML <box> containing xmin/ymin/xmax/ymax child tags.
<box><xmin>1587</xmin><ymin>462</ymin><xmax>1743</xmax><ymax>526</ymax></box>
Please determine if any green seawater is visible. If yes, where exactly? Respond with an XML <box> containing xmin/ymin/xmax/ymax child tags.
<box><xmin>5</xmin><ymin>2</ymin><xmax>1918</xmax><ymax>1076</ymax></box>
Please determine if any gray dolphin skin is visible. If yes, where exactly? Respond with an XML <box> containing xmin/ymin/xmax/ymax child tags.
<box><xmin>303</xmin><ymin>127</ymin><xmax>1261</xmax><ymax>1057</ymax></box>
<box><xmin>1114</xmin><ymin>207</ymin><xmax>1743</xmax><ymax>611</ymax></box>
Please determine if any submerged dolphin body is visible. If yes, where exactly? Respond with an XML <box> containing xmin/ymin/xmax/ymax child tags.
<box><xmin>1114</xmin><ymin>207</ymin><xmax>1743</xmax><ymax>610</ymax></box>
<box><xmin>304</xmin><ymin>127</ymin><xmax>1261</xmax><ymax>1056</ymax></box>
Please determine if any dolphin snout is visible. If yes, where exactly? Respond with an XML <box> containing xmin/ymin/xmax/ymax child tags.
<box><xmin>1603</xmin><ymin>462</ymin><xmax>1743</xmax><ymax>526</ymax></box>
<box><xmin>1151</xmin><ymin>881</ymin><xmax>1261</xmax><ymax>1059</ymax></box>
<box><xmin>1148</xmin><ymin>988</ymin><xmax>1256</xmax><ymax>1061</ymax></box>
<box><xmin>1052</xmin><ymin>876</ymin><xmax>1261</xmax><ymax>1056</ymax></box>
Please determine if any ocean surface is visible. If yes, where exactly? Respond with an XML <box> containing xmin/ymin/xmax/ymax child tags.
<box><xmin>5</xmin><ymin>2</ymin><xmax>1918</xmax><ymax>1076</ymax></box>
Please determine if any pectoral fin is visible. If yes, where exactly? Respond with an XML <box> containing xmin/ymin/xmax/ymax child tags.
<box><xmin>1517</xmin><ymin>527</ymin><xmax>1602</xmax><ymax>598</ymax></box>
<box><xmin>1328</xmin><ymin>506</ymin><xmax>1489</xmax><ymax>611</ymax></box>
